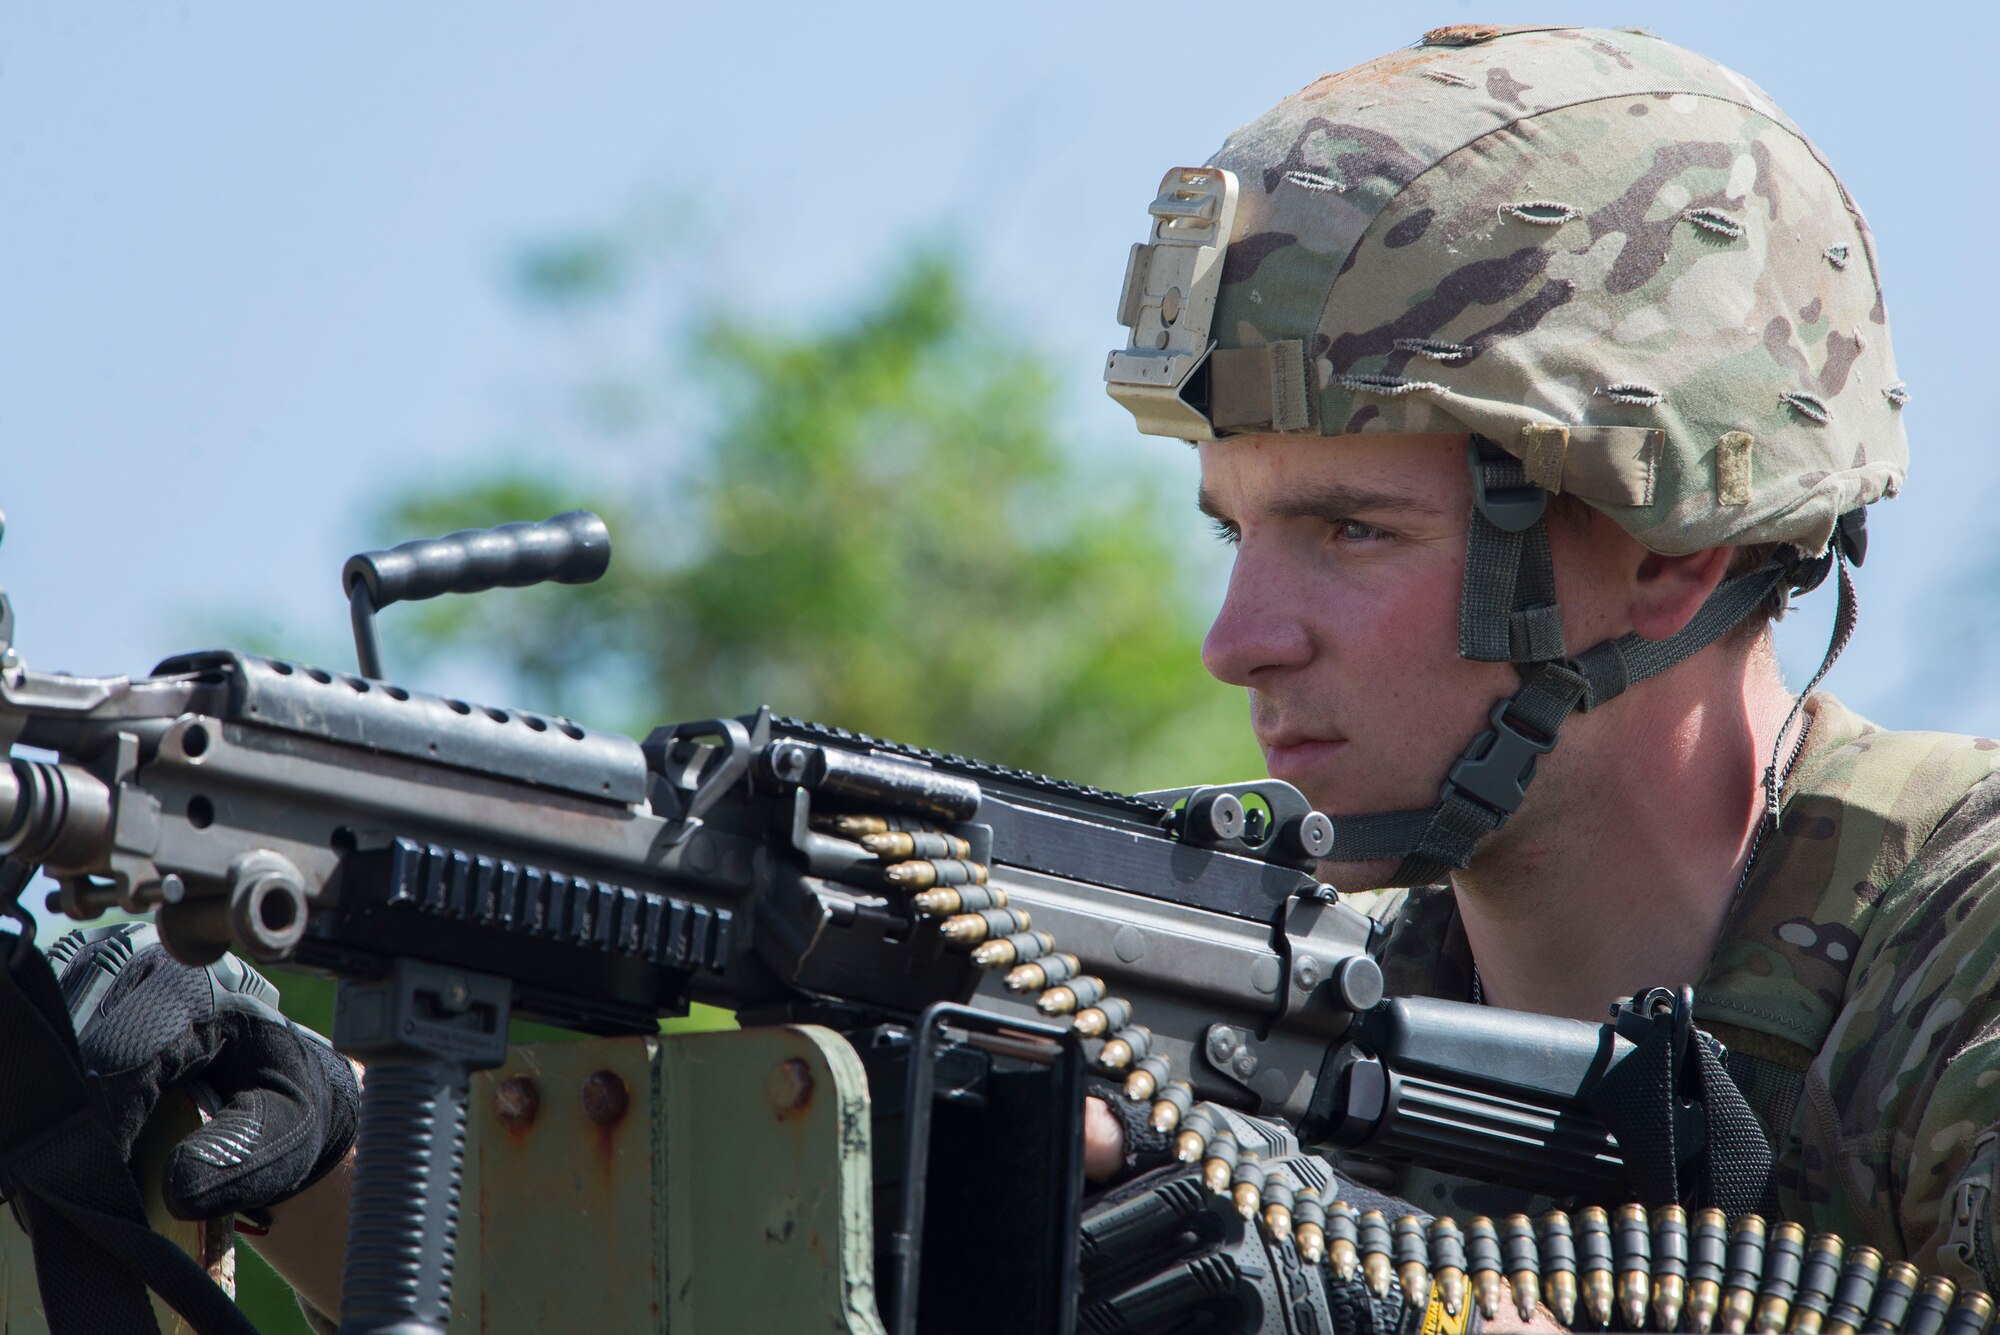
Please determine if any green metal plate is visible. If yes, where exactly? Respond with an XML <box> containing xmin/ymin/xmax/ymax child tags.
<box><xmin>453</xmin><ymin>1025</ymin><xmax>884</xmax><ymax>1334</ymax></box>
<box><xmin>1</xmin><ymin>1025</ymin><xmax>883</xmax><ymax>1334</ymax></box>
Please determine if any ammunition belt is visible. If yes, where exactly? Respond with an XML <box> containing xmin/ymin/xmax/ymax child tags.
<box><xmin>820</xmin><ymin>809</ymin><xmax>1995</xmax><ymax>1335</ymax></box>
<box><xmin>1078</xmin><ymin>1161</ymin><xmax>1997</xmax><ymax>1335</ymax></box>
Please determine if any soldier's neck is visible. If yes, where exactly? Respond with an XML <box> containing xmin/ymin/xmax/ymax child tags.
<box><xmin>1449</xmin><ymin>635</ymin><xmax>1799</xmax><ymax>1025</ymax></box>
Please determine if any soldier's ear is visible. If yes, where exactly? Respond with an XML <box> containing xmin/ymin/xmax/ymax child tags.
<box><xmin>1628</xmin><ymin>545</ymin><xmax>1734</xmax><ymax>643</ymax></box>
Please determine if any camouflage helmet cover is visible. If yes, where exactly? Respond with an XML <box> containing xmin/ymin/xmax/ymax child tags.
<box><xmin>1109</xmin><ymin>24</ymin><xmax>1906</xmax><ymax>558</ymax></box>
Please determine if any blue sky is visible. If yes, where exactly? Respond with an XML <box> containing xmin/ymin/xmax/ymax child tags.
<box><xmin>2</xmin><ymin>3</ymin><xmax>1993</xmax><ymax>730</ymax></box>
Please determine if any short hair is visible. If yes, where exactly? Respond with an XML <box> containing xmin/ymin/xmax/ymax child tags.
<box><xmin>1726</xmin><ymin>542</ymin><xmax>1793</xmax><ymax>635</ymax></box>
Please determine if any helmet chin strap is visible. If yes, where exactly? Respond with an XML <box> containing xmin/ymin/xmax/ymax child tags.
<box><xmin>1328</xmin><ymin>436</ymin><xmax>1816</xmax><ymax>888</ymax></box>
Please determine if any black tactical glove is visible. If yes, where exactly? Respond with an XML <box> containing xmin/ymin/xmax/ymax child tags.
<box><xmin>1080</xmin><ymin>1103</ymin><xmax>1438</xmax><ymax>1335</ymax></box>
<box><xmin>1079</xmin><ymin>1160</ymin><xmax>1407</xmax><ymax>1335</ymax></box>
<box><xmin>1086</xmin><ymin>1079</ymin><xmax>1177</xmax><ymax>1179</ymax></box>
<box><xmin>1080</xmin><ymin>1158</ymin><xmax>1436</xmax><ymax>1335</ymax></box>
<box><xmin>48</xmin><ymin>921</ymin><xmax>359</xmax><ymax>1222</ymax></box>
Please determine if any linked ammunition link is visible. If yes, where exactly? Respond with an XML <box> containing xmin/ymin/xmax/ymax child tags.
<box><xmin>815</xmin><ymin>808</ymin><xmax>1202</xmax><ymax>1118</ymax></box>
<box><xmin>814</xmin><ymin>811</ymin><xmax>1995</xmax><ymax>1335</ymax></box>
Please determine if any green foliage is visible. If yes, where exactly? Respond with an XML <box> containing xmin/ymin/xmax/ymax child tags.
<box><xmin>223</xmin><ymin>238</ymin><xmax>1259</xmax><ymax>1331</ymax></box>
<box><xmin>229</xmin><ymin>240</ymin><xmax>1253</xmax><ymax>1330</ymax></box>
<box><xmin>379</xmin><ymin>246</ymin><xmax>1260</xmax><ymax>793</ymax></box>
<box><xmin>234</xmin><ymin>1244</ymin><xmax>316</xmax><ymax>1333</ymax></box>
<box><xmin>512</xmin><ymin>235</ymin><xmax>627</xmax><ymax>308</ymax></box>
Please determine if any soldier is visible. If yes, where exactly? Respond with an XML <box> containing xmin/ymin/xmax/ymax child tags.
<box><xmin>35</xmin><ymin>23</ymin><xmax>1998</xmax><ymax>1334</ymax></box>
<box><xmin>1085</xmin><ymin>19</ymin><xmax>1999</xmax><ymax>1307</ymax></box>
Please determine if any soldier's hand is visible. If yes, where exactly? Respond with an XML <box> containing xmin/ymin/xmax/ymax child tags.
<box><xmin>49</xmin><ymin>921</ymin><xmax>358</xmax><ymax>1221</ymax></box>
<box><xmin>1084</xmin><ymin>1085</ymin><xmax>1176</xmax><ymax>1184</ymax></box>
<box><xmin>1484</xmin><ymin>1304</ymin><xmax>1568</xmax><ymax>1333</ymax></box>
<box><xmin>1085</xmin><ymin>1095</ymin><xmax>1124</xmax><ymax>1180</ymax></box>
<box><xmin>1082</xmin><ymin>1159</ymin><xmax>1410</xmax><ymax>1334</ymax></box>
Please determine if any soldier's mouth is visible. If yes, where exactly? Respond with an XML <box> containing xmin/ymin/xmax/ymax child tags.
<box><xmin>1260</xmin><ymin>736</ymin><xmax>1349</xmax><ymax>783</ymax></box>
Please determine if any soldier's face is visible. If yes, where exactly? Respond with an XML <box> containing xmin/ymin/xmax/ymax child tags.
<box><xmin>1197</xmin><ymin>431</ymin><xmax>1629</xmax><ymax>889</ymax></box>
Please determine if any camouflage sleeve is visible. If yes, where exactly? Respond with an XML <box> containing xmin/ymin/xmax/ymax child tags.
<box><xmin>1341</xmin><ymin>887</ymin><xmax>1412</xmax><ymax>929</ymax></box>
<box><xmin>1800</xmin><ymin>774</ymin><xmax>2000</xmax><ymax>1293</ymax></box>
<box><xmin>1348</xmin><ymin>885</ymin><xmax>1479</xmax><ymax>1003</ymax></box>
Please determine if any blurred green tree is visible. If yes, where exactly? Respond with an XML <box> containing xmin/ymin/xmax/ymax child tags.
<box><xmin>375</xmin><ymin>244</ymin><xmax>1260</xmax><ymax>792</ymax></box>
<box><xmin>233</xmin><ymin>239</ymin><xmax>1260</xmax><ymax>1333</ymax></box>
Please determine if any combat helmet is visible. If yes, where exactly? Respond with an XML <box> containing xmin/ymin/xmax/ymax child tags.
<box><xmin>1106</xmin><ymin>25</ymin><xmax>1903</xmax><ymax>883</ymax></box>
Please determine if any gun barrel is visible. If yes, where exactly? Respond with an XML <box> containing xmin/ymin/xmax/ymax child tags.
<box><xmin>1316</xmin><ymin>1055</ymin><xmax>1628</xmax><ymax>1200</ymax></box>
<box><xmin>1305</xmin><ymin>996</ymin><xmax>1635</xmax><ymax>1200</ymax></box>
<box><xmin>0</xmin><ymin>756</ymin><xmax>112</xmax><ymax>873</ymax></box>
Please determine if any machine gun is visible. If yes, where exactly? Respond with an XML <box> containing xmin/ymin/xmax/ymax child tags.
<box><xmin>0</xmin><ymin>513</ymin><xmax>1970</xmax><ymax>1335</ymax></box>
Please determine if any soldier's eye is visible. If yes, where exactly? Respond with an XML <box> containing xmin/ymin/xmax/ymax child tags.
<box><xmin>1208</xmin><ymin>516</ymin><xmax>1240</xmax><ymax>547</ymax></box>
<box><xmin>1331</xmin><ymin>519</ymin><xmax>1387</xmax><ymax>543</ymax></box>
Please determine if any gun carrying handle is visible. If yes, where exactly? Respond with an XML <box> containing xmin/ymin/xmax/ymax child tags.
<box><xmin>349</xmin><ymin>582</ymin><xmax>388</xmax><ymax>682</ymax></box>
<box><xmin>341</xmin><ymin>510</ymin><xmax>611</xmax><ymax>681</ymax></box>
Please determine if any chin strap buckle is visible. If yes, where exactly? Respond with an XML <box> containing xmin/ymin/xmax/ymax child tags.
<box><xmin>1443</xmin><ymin>699</ymin><xmax>1558</xmax><ymax>818</ymax></box>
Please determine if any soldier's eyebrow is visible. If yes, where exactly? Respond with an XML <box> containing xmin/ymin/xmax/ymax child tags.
<box><xmin>1195</xmin><ymin>480</ymin><xmax>1441</xmax><ymax>525</ymax></box>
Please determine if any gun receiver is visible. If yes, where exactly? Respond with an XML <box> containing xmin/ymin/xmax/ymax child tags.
<box><xmin>0</xmin><ymin>512</ymin><xmax>1683</xmax><ymax>1334</ymax></box>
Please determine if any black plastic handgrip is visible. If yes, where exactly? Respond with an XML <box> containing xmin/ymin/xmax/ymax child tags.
<box><xmin>342</xmin><ymin>510</ymin><xmax>610</xmax><ymax>610</ymax></box>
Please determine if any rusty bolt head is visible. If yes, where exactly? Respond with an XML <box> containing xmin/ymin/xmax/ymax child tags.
<box><xmin>581</xmin><ymin>1070</ymin><xmax>629</xmax><ymax>1126</ymax></box>
<box><xmin>766</xmin><ymin>1057</ymin><xmax>814</xmax><ymax>1114</ymax></box>
<box><xmin>494</xmin><ymin>1075</ymin><xmax>540</xmax><ymax>1129</ymax></box>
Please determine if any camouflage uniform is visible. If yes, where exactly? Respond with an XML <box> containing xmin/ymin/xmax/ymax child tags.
<box><xmin>1347</xmin><ymin>693</ymin><xmax>2000</xmax><ymax>1294</ymax></box>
